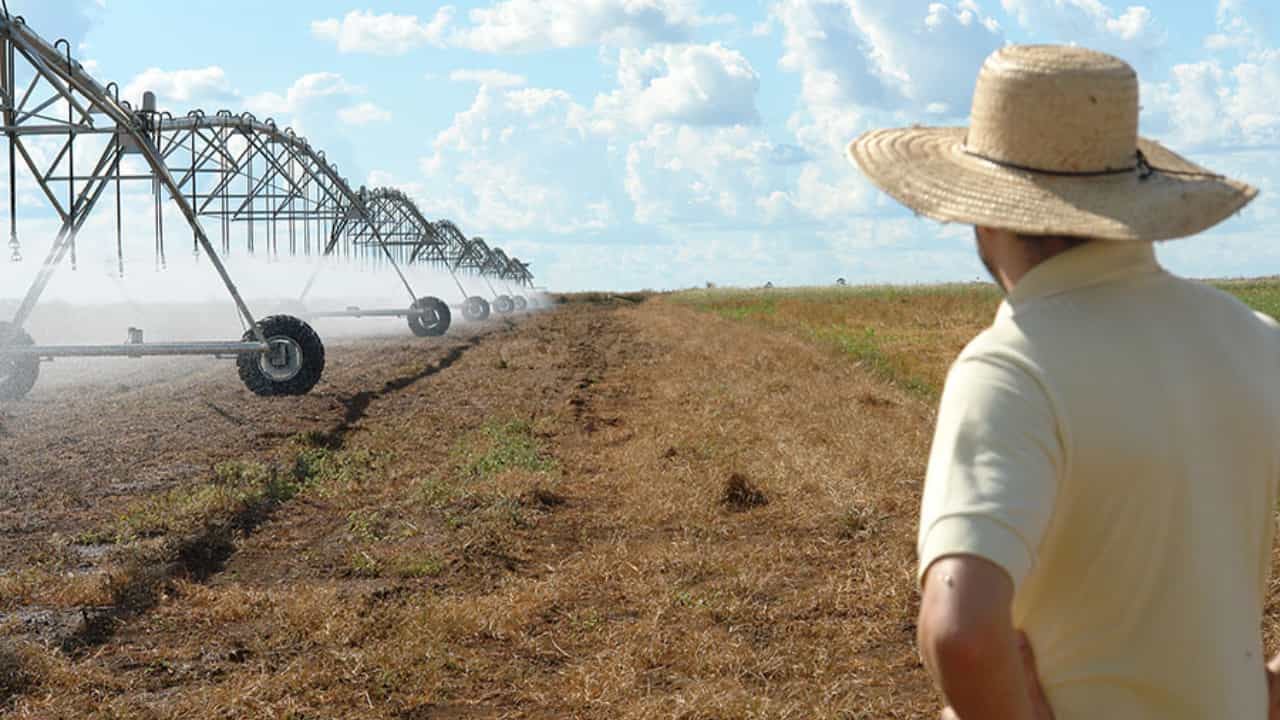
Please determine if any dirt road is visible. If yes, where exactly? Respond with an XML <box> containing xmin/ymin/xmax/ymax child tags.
<box><xmin>1</xmin><ymin>297</ymin><xmax>940</xmax><ymax>718</ymax></box>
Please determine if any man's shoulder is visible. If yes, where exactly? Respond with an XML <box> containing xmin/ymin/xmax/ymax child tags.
<box><xmin>948</xmin><ymin>322</ymin><xmax>1050</xmax><ymax>395</ymax></box>
<box><xmin>1167</xmin><ymin>276</ymin><xmax>1280</xmax><ymax>336</ymax></box>
<box><xmin>956</xmin><ymin>315</ymin><xmax>1036</xmax><ymax>365</ymax></box>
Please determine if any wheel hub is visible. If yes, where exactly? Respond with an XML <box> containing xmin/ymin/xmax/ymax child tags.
<box><xmin>416</xmin><ymin>305</ymin><xmax>441</xmax><ymax>329</ymax></box>
<box><xmin>259</xmin><ymin>336</ymin><xmax>304</xmax><ymax>382</ymax></box>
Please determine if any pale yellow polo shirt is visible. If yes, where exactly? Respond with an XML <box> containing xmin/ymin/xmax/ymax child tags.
<box><xmin>918</xmin><ymin>240</ymin><xmax>1280</xmax><ymax>719</ymax></box>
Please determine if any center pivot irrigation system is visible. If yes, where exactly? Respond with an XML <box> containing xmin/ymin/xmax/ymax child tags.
<box><xmin>0</xmin><ymin>10</ymin><xmax>542</xmax><ymax>402</ymax></box>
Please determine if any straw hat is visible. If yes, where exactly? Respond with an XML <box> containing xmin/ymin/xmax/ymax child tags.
<box><xmin>848</xmin><ymin>45</ymin><xmax>1257</xmax><ymax>241</ymax></box>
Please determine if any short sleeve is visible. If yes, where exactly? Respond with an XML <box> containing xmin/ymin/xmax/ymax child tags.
<box><xmin>917</xmin><ymin>352</ymin><xmax>1063</xmax><ymax>591</ymax></box>
<box><xmin>1260</xmin><ymin>312</ymin><xmax>1280</xmax><ymax>499</ymax></box>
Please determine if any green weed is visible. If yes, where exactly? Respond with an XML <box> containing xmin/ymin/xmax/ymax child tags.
<box><xmin>392</xmin><ymin>555</ymin><xmax>445</xmax><ymax>579</ymax></box>
<box><xmin>346</xmin><ymin>510</ymin><xmax>387</xmax><ymax>542</ymax></box>
<box><xmin>348</xmin><ymin>550</ymin><xmax>383</xmax><ymax>578</ymax></box>
<box><xmin>451</xmin><ymin>419</ymin><xmax>557</xmax><ymax>481</ymax></box>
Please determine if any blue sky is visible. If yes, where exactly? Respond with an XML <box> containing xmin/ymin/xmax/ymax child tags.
<box><xmin>7</xmin><ymin>0</ymin><xmax>1280</xmax><ymax>292</ymax></box>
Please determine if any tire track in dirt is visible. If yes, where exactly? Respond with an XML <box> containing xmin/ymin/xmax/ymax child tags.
<box><xmin>326</xmin><ymin>336</ymin><xmax>485</xmax><ymax>448</ymax></box>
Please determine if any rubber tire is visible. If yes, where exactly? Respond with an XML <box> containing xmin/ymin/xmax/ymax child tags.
<box><xmin>0</xmin><ymin>322</ymin><xmax>39</xmax><ymax>401</ymax></box>
<box><xmin>408</xmin><ymin>296</ymin><xmax>451</xmax><ymax>337</ymax></box>
<box><xmin>237</xmin><ymin>315</ymin><xmax>325</xmax><ymax>397</ymax></box>
<box><xmin>513</xmin><ymin>295</ymin><xmax>528</xmax><ymax>312</ymax></box>
<box><xmin>462</xmin><ymin>296</ymin><xmax>491</xmax><ymax>322</ymax></box>
<box><xmin>494</xmin><ymin>295</ymin><xmax>515</xmax><ymax>315</ymax></box>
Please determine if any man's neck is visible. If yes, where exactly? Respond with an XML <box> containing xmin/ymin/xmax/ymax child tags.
<box><xmin>978</xmin><ymin>228</ymin><xmax>1092</xmax><ymax>293</ymax></box>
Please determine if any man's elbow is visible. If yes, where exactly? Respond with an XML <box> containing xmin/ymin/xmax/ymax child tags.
<box><xmin>918</xmin><ymin>556</ymin><xmax>1017</xmax><ymax>673</ymax></box>
<box><xmin>920</xmin><ymin>610</ymin><xmax>1002</xmax><ymax>672</ymax></box>
<box><xmin>918</xmin><ymin>593</ymin><xmax>1009</xmax><ymax>676</ymax></box>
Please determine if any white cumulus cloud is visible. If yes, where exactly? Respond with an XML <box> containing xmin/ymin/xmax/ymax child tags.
<box><xmin>999</xmin><ymin>0</ymin><xmax>1167</xmax><ymax>53</ymax></box>
<box><xmin>418</xmin><ymin>85</ymin><xmax>618</xmax><ymax>234</ymax></box>
<box><xmin>338</xmin><ymin>102</ymin><xmax>393</xmax><ymax>126</ymax></box>
<box><xmin>1144</xmin><ymin>50</ymin><xmax>1280</xmax><ymax>149</ymax></box>
<box><xmin>770</xmin><ymin>0</ymin><xmax>1004</xmax><ymax>223</ymax></box>
<box><xmin>453</xmin><ymin>0</ymin><xmax>718</xmax><ymax>52</ymax></box>
<box><xmin>246</xmin><ymin>72</ymin><xmax>362</xmax><ymax>117</ymax></box>
<box><xmin>311</xmin><ymin>8</ymin><xmax>455</xmax><ymax>55</ymax></box>
<box><xmin>449</xmin><ymin>69</ymin><xmax>529</xmax><ymax>87</ymax></box>
<box><xmin>776</xmin><ymin>0</ymin><xmax>1003</xmax><ymax>118</ymax></box>
<box><xmin>122</xmin><ymin>66</ymin><xmax>239</xmax><ymax>112</ymax></box>
<box><xmin>624</xmin><ymin>124</ymin><xmax>797</xmax><ymax>226</ymax></box>
<box><xmin>595</xmin><ymin>43</ymin><xmax>761</xmax><ymax>130</ymax></box>
<box><xmin>1205</xmin><ymin>0</ymin><xmax>1266</xmax><ymax>53</ymax></box>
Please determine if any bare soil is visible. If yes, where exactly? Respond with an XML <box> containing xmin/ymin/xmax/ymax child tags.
<box><xmin>0</xmin><ymin>296</ymin><xmax>948</xmax><ymax>718</ymax></box>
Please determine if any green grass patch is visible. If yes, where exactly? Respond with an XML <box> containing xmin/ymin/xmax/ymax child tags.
<box><xmin>347</xmin><ymin>550</ymin><xmax>383</xmax><ymax>578</ymax></box>
<box><xmin>808</xmin><ymin>324</ymin><xmax>935</xmax><ymax>397</ymax></box>
<box><xmin>109</xmin><ymin>441</ymin><xmax>375</xmax><ymax>544</ymax></box>
<box><xmin>451</xmin><ymin>419</ymin><xmax>557</xmax><ymax>481</ymax></box>
<box><xmin>414</xmin><ymin>474</ymin><xmax>461</xmax><ymax>508</ymax></box>
<box><xmin>682</xmin><ymin>295</ymin><xmax>778</xmax><ymax>321</ymax></box>
<box><xmin>1215</xmin><ymin>279</ymin><xmax>1280</xmax><ymax>320</ymax></box>
<box><xmin>293</xmin><ymin>445</ymin><xmax>377</xmax><ymax>497</ymax></box>
<box><xmin>113</xmin><ymin>462</ymin><xmax>285</xmax><ymax>542</ymax></box>
<box><xmin>346</xmin><ymin>510</ymin><xmax>388</xmax><ymax>542</ymax></box>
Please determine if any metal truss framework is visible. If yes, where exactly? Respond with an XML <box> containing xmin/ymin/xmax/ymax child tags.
<box><xmin>0</xmin><ymin>11</ymin><xmax>535</xmax><ymax>322</ymax></box>
<box><xmin>0</xmin><ymin>9</ymin><xmax>538</xmax><ymax>399</ymax></box>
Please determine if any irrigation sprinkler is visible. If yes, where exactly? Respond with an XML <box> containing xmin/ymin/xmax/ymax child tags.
<box><xmin>496</xmin><ymin>256</ymin><xmax>529</xmax><ymax>311</ymax></box>
<box><xmin>423</xmin><ymin>220</ymin><xmax>509</xmax><ymax>322</ymax></box>
<box><xmin>505</xmin><ymin>257</ymin><xmax>537</xmax><ymax>308</ymax></box>
<box><xmin>481</xmin><ymin>246</ymin><xmax>528</xmax><ymax>313</ymax></box>
<box><xmin>143</xmin><ymin>117</ymin><xmax>454</xmax><ymax>339</ymax></box>
<box><xmin>447</xmin><ymin>237</ymin><xmax>513</xmax><ymax>315</ymax></box>
<box><xmin>0</xmin><ymin>13</ymin><xmax>331</xmax><ymax>400</ymax></box>
<box><xmin>269</xmin><ymin>186</ymin><xmax>450</xmax><ymax>337</ymax></box>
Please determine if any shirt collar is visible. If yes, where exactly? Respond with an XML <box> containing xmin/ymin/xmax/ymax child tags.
<box><xmin>1003</xmin><ymin>241</ymin><xmax>1162</xmax><ymax>310</ymax></box>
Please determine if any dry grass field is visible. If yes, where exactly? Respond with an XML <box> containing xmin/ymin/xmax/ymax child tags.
<box><xmin>1</xmin><ymin>279</ymin><xmax>1278</xmax><ymax>718</ymax></box>
<box><xmin>670</xmin><ymin>285</ymin><xmax>1003</xmax><ymax>399</ymax></box>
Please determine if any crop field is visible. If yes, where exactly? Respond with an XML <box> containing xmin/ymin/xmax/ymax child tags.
<box><xmin>1</xmin><ymin>280</ymin><xmax>1279</xmax><ymax>718</ymax></box>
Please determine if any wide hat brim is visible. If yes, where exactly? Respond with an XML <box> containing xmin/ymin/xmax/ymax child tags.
<box><xmin>849</xmin><ymin>127</ymin><xmax>1257</xmax><ymax>241</ymax></box>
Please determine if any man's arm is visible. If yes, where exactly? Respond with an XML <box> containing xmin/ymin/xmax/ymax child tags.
<box><xmin>919</xmin><ymin>555</ymin><xmax>1041</xmax><ymax>720</ymax></box>
<box><xmin>1267</xmin><ymin>654</ymin><xmax>1280</xmax><ymax>720</ymax></box>
<box><xmin>917</xmin><ymin>351</ymin><xmax>1063</xmax><ymax>717</ymax></box>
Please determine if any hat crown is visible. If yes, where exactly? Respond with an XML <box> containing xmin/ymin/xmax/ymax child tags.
<box><xmin>966</xmin><ymin>45</ymin><xmax>1138</xmax><ymax>174</ymax></box>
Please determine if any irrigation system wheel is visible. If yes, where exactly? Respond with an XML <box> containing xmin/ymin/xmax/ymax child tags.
<box><xmin>0</xmin><ymin>322</ymin><xmax>39</xmax><ymax>401</ymax></box>
<box><xmin>408</xmin><ymin>297</ymin><xmax>451</xmax><ymax>337</ymax></box>
<box><xmin>237</xmin><ymin>315</ymin><xmax>325</xmax><ymax>397</ymax></box>
<box><xmin>513</xmin><ymin>295</ymin><xmax>528</xmax><ymax>312</ymax></box>
<box><xmin>462</xmin><ymin>296</ymin><xmax>491</xmax><ymax>322</ymax></box>
<box><xmin>494</xmin><ymin>295</ymin><xmax>515</xmax><ymax>315</ymax></box>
